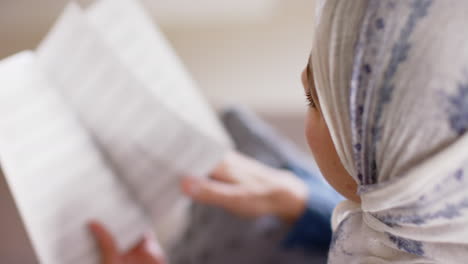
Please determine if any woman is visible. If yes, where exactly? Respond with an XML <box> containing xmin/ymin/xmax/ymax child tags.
<box><xmin>89</xmin><ymin>0</ymin><xmax>468</xmax><ymax>263</ymax></box>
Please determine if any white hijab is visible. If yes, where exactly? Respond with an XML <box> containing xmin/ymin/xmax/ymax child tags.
<box><xmin>311</xmin><ymin>0</ymin><xmax>468</xmax><ymax>263</ymax></box>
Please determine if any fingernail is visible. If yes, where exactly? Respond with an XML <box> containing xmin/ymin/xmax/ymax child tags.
<box><xmin>143</xmin><ymin>235</ymin><xmax>165</xmax><ymax>259</ymax></box>
<box><xmin>144</xmin><ymin>238</ymin><xmax>162</xmax><ymax>254</ymax></box>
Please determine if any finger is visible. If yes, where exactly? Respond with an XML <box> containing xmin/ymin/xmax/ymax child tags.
<box><xmin>181</xmin><ymin>176</ymin><xmax>242</xmax><ymax>208</ymax></box>
<box><xmin>210</xmin><ymin>151</ymin><xmax>253</xmax><ymax>183</ymax></box>
<box><xmin>88</xmin><ymin>221</ymin><xmax>119</xmax><ymax>264</ymax></box>
<box><xmin>210</xmin><ymin>161</ymin><xmax>237</xmax><ymax>183</ymax></box>
<box><xmin>212</xmin><ymin>152</ymin><xmax>267</xmax><ymax>183</ymax></box>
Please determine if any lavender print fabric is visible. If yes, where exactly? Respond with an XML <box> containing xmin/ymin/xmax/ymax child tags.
<box><xmin>312</xmin><ymin>0</ymin><xmax>468</xmax><ymax>263</ymax></box>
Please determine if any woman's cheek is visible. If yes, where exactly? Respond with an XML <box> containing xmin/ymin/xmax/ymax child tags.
<box><xmin>305</xmin><ymin>110</ymin><xmax>322</xmax><ymax>155</ymax></box>
<box><xmin>305</xmin><ymin>110</ymin><xmax>361</xmax><ymax>202</ymax></box>
<box><xmin>305</xmin><ymin>110</ymin><xmax>336</xmax><ymax>182</ymax></box>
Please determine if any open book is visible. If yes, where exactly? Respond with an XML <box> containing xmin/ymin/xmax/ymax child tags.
<box><xmin>0</xmin><ymin>0</ymin><xmax>231</xmax><ymax>263</ymax></box>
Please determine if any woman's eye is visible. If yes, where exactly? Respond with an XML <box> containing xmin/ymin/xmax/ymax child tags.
<box><xmin>305</xmin><ymin>90</ymin><xmax>316</xmax><ymax>108</ymax></box>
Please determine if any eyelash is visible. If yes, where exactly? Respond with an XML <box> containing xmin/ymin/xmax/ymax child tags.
<box><xmin>305</xmin><ymin>90</ymin><xmax>316</xmax><ymax>108</ymax></box>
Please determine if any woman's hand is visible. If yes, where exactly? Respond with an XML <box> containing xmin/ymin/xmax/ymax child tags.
<box><xmin>181</xmin><ymin>152</ymin><xmax>309</xmax><ymax>223</ymax></box>
<box><xmin>88</xmin><ymin>221</ymin><xmax>166</xmax><ymax>264</ymax></box>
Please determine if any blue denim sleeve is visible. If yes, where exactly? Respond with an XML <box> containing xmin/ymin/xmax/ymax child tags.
<box><xmin>282</xmin><ymin>164</ymin><xmax>343</xmax><ymax>251</ymax></box>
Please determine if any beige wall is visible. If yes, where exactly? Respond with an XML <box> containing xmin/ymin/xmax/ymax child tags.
<box><xmin>1</xmin><ymin>0</ymin><xmax>315</xmax><ymax>114</ymax></box>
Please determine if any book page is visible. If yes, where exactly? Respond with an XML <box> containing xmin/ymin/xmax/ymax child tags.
<box><xmin>36</xmin><ymin>4</ymin><xmax>228</xmax><ymax>243</ymax></box>
<box><xmin>86</xmin><ymin>0</ymin><xmax>232</xmax><ymax>148</ymax></box>
<box><xmin>0</xmin><ymin>52</ymin><xmax>151</xmax><ymax>264</ymax></box>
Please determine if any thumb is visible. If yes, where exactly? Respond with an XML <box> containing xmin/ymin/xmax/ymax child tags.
<box><xmin>88</xmin><ymin>221</ymin><xmax>119</xmax><ymax>264</ymax></box>
<box><xmin>130</xmin><ymin>233</ymin><xmax>166</xmax><ymax>263</ymax></box>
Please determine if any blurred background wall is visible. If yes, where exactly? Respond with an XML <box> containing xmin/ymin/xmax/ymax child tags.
<box><xmin>0</xmin><ymin>0</ymin><xmax>316</xmax><ymax>149</ymax></box>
